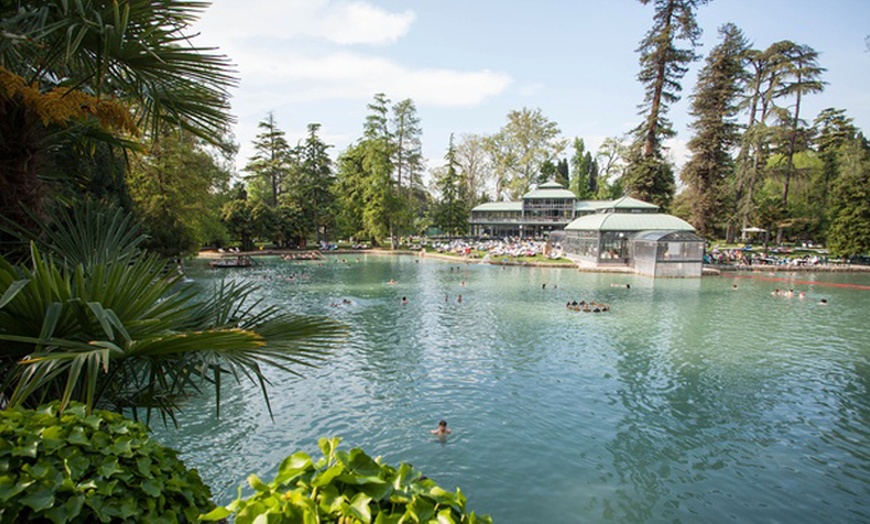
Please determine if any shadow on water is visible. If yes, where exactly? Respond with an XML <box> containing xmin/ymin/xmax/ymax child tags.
<box><xmin>154</xmin><ymin>257</ymin><xmax>870</xmax><ymax>523</ymax></box>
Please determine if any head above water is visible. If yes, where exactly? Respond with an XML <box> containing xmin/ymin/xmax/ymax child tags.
<box><xmin>439</xmin><ymin>420</ymin><xmax>447</xmax><ymax>427</ymax></box>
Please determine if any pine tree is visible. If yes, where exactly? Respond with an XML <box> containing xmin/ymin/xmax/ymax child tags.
<box><xmin>828</xmin><ymin>139</ymin><xmax>870</xmax><ymax>257</ymax></box>
<box><xmin>434</xmin><ymin>134</ymin><xmax>469</xmax><ymax>237</ymax></box>
<box><xmin>570</xmin><ymin>138</ymin><xmax>591</xmax><ymax>198</ymax></box>
<box><xmin>294</xmin><ymin>123</ymin><xmax>335</xmax><ymax>244</ymax></box>
<box><xmin>626</xmin><ymin>0</ymin><xmax>708</xmax><ymax>208</ymax></box>
<box><xmin>681</xmin><ymin>23</ymin><xmax>748</xmax><ymax>237</ymax></box>
<box><xmin>244</xmin><ymin>113</ymin><xmax>294</xmax><ymax>208</ymax></box>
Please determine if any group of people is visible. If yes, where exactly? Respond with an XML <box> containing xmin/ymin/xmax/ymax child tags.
<box><xmin>566</xmin><ymin>300</ymin><xmax>610</xmax><ymax>313</ymax></box>
<box><xmin>430</xmin><ymin>238</ymin><xmax>550</xmax><ymax>258</ymax></box>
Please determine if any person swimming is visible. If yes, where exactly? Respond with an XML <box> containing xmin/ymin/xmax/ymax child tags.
<box><xmin>431</xmin><ymin>420</ymin><xmax>451</xmax><ymax>436</ymax></box>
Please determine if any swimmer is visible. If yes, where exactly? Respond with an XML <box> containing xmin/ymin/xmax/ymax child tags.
<box><xmin>799</xmin><ymin>291</ymin><xmax>806</xmax><ymax>299</ymax></box>
<box><xmin>819</xmin><ymin>298</ymin><xmax>828</xmax><ymax>305</ymax></box>
<box><xmin>542</xmin><ymin>283</ymin><xmax>547</xmax><ymax>290</ymax></box>
<box><xmin>431</xmin><ymin>420</ymin><xmax>451</xmax><ymax>436</ymax></box>
<box><xmin>457</xmin><ymin>294</ymin><xmax>463</xmax><ymax>303</ymax></box>
<box><xmin>388</xmin><ymin>279</ymin><xmax>397</xmax><ymax>285</ymax></box>
<box><xmin>401</xmin><ymin>296</ymin><xmax>409</xmax><ymax>305</ymax></box>
<box><xmin>610</xmin><ymin>283</ymin><xmax>630</xmax><ymax>289</ymax></box>
<box><xmin>732</xmin><ymin>284</ymin><xmax>738</xmax><ymax>290</ymax></box>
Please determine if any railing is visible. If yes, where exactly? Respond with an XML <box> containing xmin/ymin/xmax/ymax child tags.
<box><xmin>470</xmin><ymin>217</ymin><xmax>572</xmax><ymax>224</ymax></box>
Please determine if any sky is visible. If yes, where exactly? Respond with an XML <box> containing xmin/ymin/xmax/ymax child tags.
<box><xmin>193</xmin><ymin>0</ymin><xmax>870</xmax><ymax>187</ymax></box>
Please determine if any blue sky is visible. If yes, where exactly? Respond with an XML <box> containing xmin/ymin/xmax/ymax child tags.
<box><xmin>195</xmin><ymin>0</ymin><xmax>870</xmax><ymax>184</ymax></box>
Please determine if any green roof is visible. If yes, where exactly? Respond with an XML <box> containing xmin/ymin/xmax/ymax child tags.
<box><xmin>603</xmin><ymin>196</ymin><xmax>660</xmax><ymax>211</ymax></box>
<box><xmin>522</xmin><ymin>187</ymin><xmax>577</xmax><ymax>199</ymax></box>
<box><xmin>472</xmin><ymin>201</ymin><xmax>523</xmax><ymax>212</ymax></box>
<box><xmin>575</xmin><ymin>200</ymin><xmax>610</xmax><ymax>212</ymax></box>
<box><xmin>565</xmin><ymin>213</ymin><xmax>695</xmax><ymax>232</ymax></box>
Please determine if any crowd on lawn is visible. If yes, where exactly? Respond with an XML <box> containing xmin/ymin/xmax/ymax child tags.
<box><xmin>706</xmin><ymin>247</ymin><xmax>828</xmax><ymax>267</ymax></box>
<box><xmin>428</xmin><ymin>238</ymin><xmax>563</xmax><ymax>259</ymax></box>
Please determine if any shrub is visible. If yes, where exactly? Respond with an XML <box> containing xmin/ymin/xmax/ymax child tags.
<box><xmin>202</xmin><ymin>437</ymin><xmax>492</xmax><ymax>524</ymax></box>
<box><xmin>0</xmin><ymin>402</ymin><xmax>215</xmax><ymax>523</ymax></box>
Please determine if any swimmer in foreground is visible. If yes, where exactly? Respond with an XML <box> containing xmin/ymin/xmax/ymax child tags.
<box><xmin>431</xmin><ymin>420</ymin><xmax>451</xmax><ymax>436</ymax></box>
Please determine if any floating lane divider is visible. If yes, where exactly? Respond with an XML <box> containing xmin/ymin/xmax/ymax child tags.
<box><xmin>732</xmin><ymin>273</ymin><xmax>870</xmax><ymax>291</ymax></box>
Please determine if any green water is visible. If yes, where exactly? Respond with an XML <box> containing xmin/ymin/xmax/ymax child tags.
<box><xmin>154</xmin><ymin>255</ymin><xmax>870</xmax><ymax>523</ymax></box>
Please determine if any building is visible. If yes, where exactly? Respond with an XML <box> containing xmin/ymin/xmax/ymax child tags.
<box><xmin>561</xmin><ymin>197</ymin><xmax>705</xmax><ymax>277</ymax></box>
<box><xmin>470</xmin><ymin>181</ymin><xmax>601</xmax><ymax>238</ymax></box>
<box><xmin>470</xmin><ymin>181</ymin><xmax>705</xmax><ymax>277</ymax></box>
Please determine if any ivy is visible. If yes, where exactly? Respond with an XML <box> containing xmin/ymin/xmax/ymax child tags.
<box><xmin>0</xmin><ymin>402</ymin><xmax>214</xmax><ymax>523</ymax></box>
<box><xmin>203</xmin><ymin>437</ymin><xmax>492</xmax><ymax>524</ymax></box>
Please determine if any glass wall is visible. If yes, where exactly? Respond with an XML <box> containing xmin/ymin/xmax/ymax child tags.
<box><xmin>565</xmin><ymin>230</ymin><xmax>599</xmax><ymax>261</ymax></box>
<box><xmin>598</xmin><ymin>232</ymin><xmax>628</xmax><ymax>264</ymax></box>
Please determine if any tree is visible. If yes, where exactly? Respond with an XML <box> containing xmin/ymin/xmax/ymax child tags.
<box><xmin>454</xmin><ymin>134</ymin><xmax>490</xmax><ymax>206</ymax></box>
<box><xmin>129</xmin><ymin>130</ymin><xmax>233</xmax><ymax>258</ymax></box>
<box><xmin>570</xmin><ymin>138</ymin><xmax>595</xmax><ymax>198</ymax></box>
<box><xmin>828</xmin><ymin>139</ymin><xmax>870</xmax><ymax>257</ymax></box>
<box><xmin>392</xmin><ymin>99</ymin><xmax>424</xmax><ymax>194</ymax></box>
<box><xmin>733</xmin><ymin>42</ymin><xmax>792</xmax><ymax>240</ymax></box>
<box><xmin>391</xmin><ymin>98</ymin><xmax>425</xmax><ymax>240</ymax></box>
<box><xmin>626</xmin><ymin>0</ymin><xmax>709</xmax><ymax>208</ymax></box>
<box><xmin>486</xmin><ymin>108</ymin><xmax>566</xmax><ymax>200</ymax></box>
<box><xmin>774</xmin><ymin>42</ymin><xmax>826</xmax><ymax>214</ymax></box>
<box><xmin>361</xmin><ymin>94</ymin><xmax>399</xmax><ymax>248</ymax></box>
<box><xmin>0</xmin><ymin>0</ymin><xmax>236</xmax><ymax>239</ymax></box>
<box><xmin>0</xmin><ymin>203</ymin><xmax>346</xmax><ymax>420</ymax></box>
<box><xmin>812</xmin><ymin>108</ymin><xmax>858</xmax><ymax>235</ymax></box>
<box><xmin>292</xmin><ymin>123</ymin><xmax>336</xmax><ymax>244</ymax></box>
<box><xmin>433</xmin><ymin>134</ymin><xmax>469</xmax><ymax>237</ymax></box>
<box><xmin>595</xmin><ymin>136</ymin><xmax>628</xmax><ymax>199</ymax></box>
<box><xmin>245</xmin><ymin>113</ymin><xmax>294</xmax><ymax>208</ymax></box>
<box><xmin>556</xmin><ymin>158</ymin><xmax>571</xmax><ymax>189</ymax></box>
<box><xmin>333</xmin><ymin>144</ymin><xmax>368</xmax><ymax>241</ymax></box>
<box><xmin>681</xmin><ymin>23</ymin><xmax>748</xmax><ymax>238</ymax></box>
<box><xmin>221</xmin><ymin>197</ymin><xmax>257</xmax><ymax>251</ymax></box>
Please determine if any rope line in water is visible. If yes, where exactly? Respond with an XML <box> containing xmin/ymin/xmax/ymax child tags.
<box><xmin>731</xmin><ymin>274</ymin><xmax>870</xmax><ymax>290</ymax></box>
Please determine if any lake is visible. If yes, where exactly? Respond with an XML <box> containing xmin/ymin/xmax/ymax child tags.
<box><xmin>153</xmin><ymin>254</ymin><xmax>870</xmax><ymax>523</ymax></box>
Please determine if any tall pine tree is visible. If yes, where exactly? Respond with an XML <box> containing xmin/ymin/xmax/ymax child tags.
<box><xmin>625</xmin><ymin>0</ymin><xmax>708</xmax><ymax>209</ymax></box>
<box><xmin>681</xmin><ymin>23</ymin><xmax>748</xmax><ymax>238</ymax></box>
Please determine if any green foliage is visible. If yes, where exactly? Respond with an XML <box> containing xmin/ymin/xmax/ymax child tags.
<box><xmin>0</xmin><ymin>402</ymin><xmax>215</xmax><ymax>523</ymax></box>
<box><xmin>433</xmin><ymin>135</ymin><xmax>469</xmax><ymax>237</ymax></box>
<box><xmin>0</xmin><ymin>0</ymin><xmax>237</xmax><ymax>237</ymax></box>
<box><xmin>485</xmin><ymin>108</ymin><xmax>567</xmax><ymax>200</ymax></box>
<box><xmin>245</xmin><ymin>113</ymin><xmax>295</xmax><ymax>208</ymax></box>
<box><xmin>623</xmin><ymin>148</ymin><xmax>675</xmax><ymax>210</ymax></box>
<box><xmin>202</xmin><ymin>437</ymin><xmax>492</xmax><ymax>524</ymax></box>
<box><xmin>292</xmin><ymin>123</ymin><xmax>337</xmax><ymax>244</ymax></box>
<box><xmin>0</xmin><ymin>203</ymin><xmax>347</xmax><ymax>421</ymax></box>
<box><xmin>681</xmin><ymin>23</ymin><xmax>748</xmax><ymax>237</ymax></box>
<box><xmin>828</xmin><ymin>140</ymin><xmax>870</xmax><ymax>257</ymax></box>
<box><xmin>128</xmin><ymin>130</ymin><xmax>233</xmax><ymax>258</ymax></box>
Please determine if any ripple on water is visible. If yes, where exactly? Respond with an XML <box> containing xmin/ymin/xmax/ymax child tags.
<box><xmin>155</xmin><ymin>260</ymin><xmax>870</xmax><ymax>522</ymax></box>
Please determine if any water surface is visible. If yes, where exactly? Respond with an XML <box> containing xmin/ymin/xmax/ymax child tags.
<box><xmin>154</xmin><ymin>255</ymin><xmax>870</xmax><ymax>523</ymax></box>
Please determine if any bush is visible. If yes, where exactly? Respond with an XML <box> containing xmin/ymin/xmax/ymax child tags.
<box><xmin>0</xmin><ymin>402</ymin><xmax>215</xmax><ymax>523</ymax></box>
<box><xmin>202</xmin><ymin>437</ymin><xmax>491</xmax><ymax>524</ymax></box>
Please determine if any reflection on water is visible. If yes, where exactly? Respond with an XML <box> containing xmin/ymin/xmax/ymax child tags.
<box><xmin>153</xmin><ymin>256</ymin><xmax>870</xmax><ymax>523</ymax></box>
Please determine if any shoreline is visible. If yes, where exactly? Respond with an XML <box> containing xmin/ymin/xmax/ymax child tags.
<box><xmin>196</xmin><ymin>249</ymin><xmax>870</xmax><ymax>274</ymax></box>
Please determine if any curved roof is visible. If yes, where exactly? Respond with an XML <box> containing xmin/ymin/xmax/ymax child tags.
<box><xmin>523</xmin><ymin>186</ymin><xmax>577</xmax><ymax>199</ymax></box>
<box><xmin>472</xmin><ymin>201</ymin><xmax>523</xmax><ymax>212</ymax></box>
<box><xmin>603</xmin><ymin>196</ymin><xmax>660</xmax><ymax>211</ymax></box>
<box><xmin>565</xmin><ymin>213</ymin><xmax>695</xmax><ymax>232</ymax></box>
<box><xmin>633</xmin><ymin>230</ymin><xmax>704</xmax><ymax>242</ymax></box>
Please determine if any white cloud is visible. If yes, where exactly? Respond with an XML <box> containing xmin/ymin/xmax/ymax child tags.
<box><xmin>198</xmin><ymin>0</ymin><xmax>414</xmax><ymax>45</ymax></box>
<box><xmin>234</xmin><ymin>50</ymin><xmax>512</xmax><ymax>107</ymax></box>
